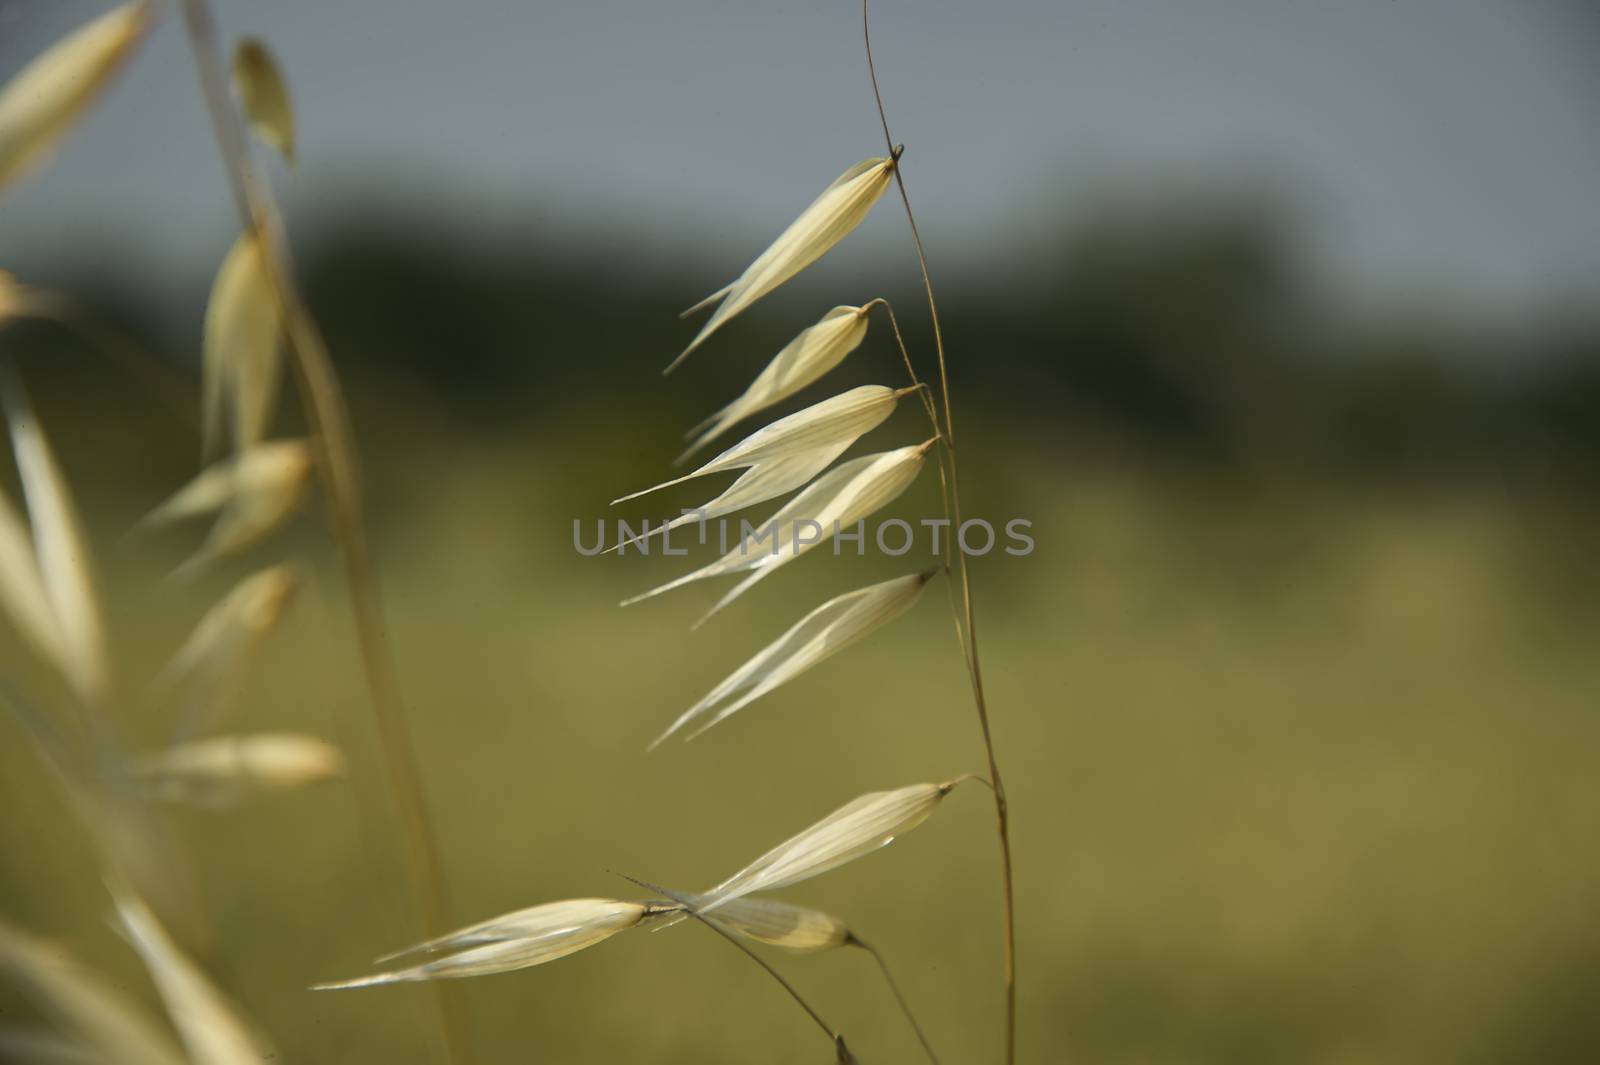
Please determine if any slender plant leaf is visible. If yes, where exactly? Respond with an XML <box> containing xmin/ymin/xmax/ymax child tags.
<box><xmin>0</xmin><ymin>2</ymin><xmax>153</xmax><ymax>193</ymax></box>
<box><xmin>668</xmin><ymin>156</ymin><xmax>894</xmax><ymax>371</ymax></box>
<box><xmin>111</xmin><ymin>890</ymin><xmax>272</xmax><ymax>1065</ymax></box>
<box><xmin>652</xmin><ymin>571</ymin><xmax>932</xmax><ymax>747</ymax></box>
<box><xmin>230</xmin><ymin>39</ymin><xmax>296</xmax><ymax>166</ymax></box>
<box><xmin>679</xmin><ymin>304</ymin><xmax>872</xmax><ymax>464</ymax></box>
<box><xmin>0</xmin><ymin>486</ymin><xmax>65</xmax><ymax>674</ymax></box>
<box><xmin>313</xmin><ymin>899</ymin><xmax>651</xmax><ymax>989</ymax></box>
<box><xmin>202</xmin><ymin>233</ymin><xmax>282</xmax><ymax>460</ymax></box>
<box><xmin>1</xmin><ymin>369</ymin><xmax>109</xmax><ymax>707</ymax></box>
<box><xmin>0</xmin><ymin>921</ymin><xmax>184</xmax><ymax>1065</ymax></box>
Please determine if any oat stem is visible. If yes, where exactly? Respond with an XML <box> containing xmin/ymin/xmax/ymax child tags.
<box><xmin>174</xmin><ymin>3</ymin><xmax>470</xmax><ymax>1062</ymax></box>
<box><xmin>849</xmin><ymin>935</ymin><xmax>942</xmax><ymax>1065</ymax></box>
<box><xmin>617</xmin><ymin>875</ymin><xmax>859</xmax><ymax>1061</ymax></box>
<box><xmin>863</xmin><ymin>3</ymin><xmax>1019</xmax><ymax>1060</ymax></box>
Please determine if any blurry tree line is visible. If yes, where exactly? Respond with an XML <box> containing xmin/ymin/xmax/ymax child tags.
<box><xmin>17</xmin><ymin>195</ymin><xmax>1600</xmax><ymax>500</ymax></box>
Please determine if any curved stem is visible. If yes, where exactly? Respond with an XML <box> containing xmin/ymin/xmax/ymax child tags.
<box><xmin>175</xmin><ymin>4</ymin><xmax>471</xmax><ymax>1063</ymax></box>
<box><xmin>863</xmin><ymin>4</ymin><xmax>1018</xmax><ymax>1061</ymax></box>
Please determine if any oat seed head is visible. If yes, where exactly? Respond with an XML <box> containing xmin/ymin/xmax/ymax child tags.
<box><xmin>0</xmin><ymin>3</ymin><xmax>153</xmax><ymax>194</ymax></box>
<box><xmin>230</xmin><ymin>38</ymin><xmax>296</xmax><ymax>167</ymax></box>
<box><xmin>667</xmin><ymin>156</ymin><xmax>894</xmax><ymax>372</ymax></box>
<box><xmin>650</xmin><ymin>571</ymin><xmax>932</xmax><ymax>747</ymax></box>
<box><xmin>202</xmin><ymin>233</ymin><xmax>284</xmax><ymax>462</ymax></box>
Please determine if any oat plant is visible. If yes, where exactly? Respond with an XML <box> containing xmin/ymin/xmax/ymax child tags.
<box><xmin>1</xmin><ymin>1</ymin><xmax>1016</xmax><ymax>1061</ymax></box>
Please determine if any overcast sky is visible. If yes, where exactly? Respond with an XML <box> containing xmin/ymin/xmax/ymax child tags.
<box><xmin>1</xmin><ymin>0</ymin><xmax>1597</xmax><ymax>327</ymax></box>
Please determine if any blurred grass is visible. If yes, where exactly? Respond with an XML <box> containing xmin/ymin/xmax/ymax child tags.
<box><xmin>1</xmin><ymin>356</ymin><xmax>1597</xmax><ymax>1064</ymax></box>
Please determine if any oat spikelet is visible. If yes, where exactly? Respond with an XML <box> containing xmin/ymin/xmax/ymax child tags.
<box><xmin>313</xmin><ymin>899</ymin><xmax>650</xmax><ymax>989</ymax></box>
<box><xmin>159</xmin><ymin>565</ymin><xmax>297</xmax><ymax>703</ymax></box>
<box><xmin>1</xmin><ymin>370</ymin><xmax>109</xmax><ymax>707</ymax></box>
<box><xmin>230</xmin><ymin>38</ymin><xmax>296</xmax><ymax>167</ymax></box>
<box><xmin>667</xmin><ymin>156</ymin><xmax>894</xmax><ymax>372</ymax></box>
<box><xmin>679</xmin><ymin>304</ymin><xmax>873</xmax><ymax>463</ymax></box>
<box><xmin>698</xmin><ymin>779</ymin><xmax>966</xmax><ymax>912</ymax></box>
<box><xmin>624</xmin><ymin>441</ymin><xmax>933</xmax><ymax>619</ymax></box>
<box><xmin>202</xmin><ymin>233</ymin><xmax>283</xmax><ymax>460</ymax></box>
<box><xmin>0</xmin><ymin>3</ymin><xmax>153</xmax><ymax>193</ymax></box>
<box><xmin>703</xmin><ymin>896</ymin><xmax>852</xmax><ymax>952</ymax></box>
<box><xmin>111</xmin><ymin>890</ymin><xmax>272</xmax><ymax>1065</ymax></box>
<box><xmin>613</xmin><ymin>384</ymin><xmax>911</xmax><ymax>507</ymax></box>
<box><xmin>651</xmin><ymin>571</ymin><xmax>932</xmax><ymax>747</ymax></box>
<box><xmin>132</xmin><ymin>732</ymin><xmax>344</xmax><ymax>807</ymax></box>
<box><xmin>0</xmin><ymin>920</ymin><xmax>185</xmax><ymax>1065</ymax></box>
<box><xmin>141</xmin><ymin>440</ymin><xmax>312</xmax><ymax>576</ymax></box>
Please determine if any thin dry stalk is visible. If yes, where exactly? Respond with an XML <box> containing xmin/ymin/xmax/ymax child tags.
<box><xmin>616</xmin><ymin>875</ymin><xmax>860</xmax><ymax>1062</ymax></box>
<box><xmin>174</xmin><ymin>2</ymin><xmax>470</xmax><ymax>1061</ymax></box>
<box><xmin>863</xmin><ymin>3</ymin><xmax>1019</xmax><ymax>1060</ymax></box>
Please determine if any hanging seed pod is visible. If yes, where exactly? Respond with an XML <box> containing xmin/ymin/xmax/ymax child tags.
<box><xmin>202</xmin><ymin>233</ymin><xmax>283</xmax><ymax>460</ymax></box>
<box><xmin>132</xmin><ymin>733</ymin><xmax>344</xmax><ymax>807</ymax></box>
<box><xmin>314</xmin><ymin>899</ymin><xmax>651</xmax><ymax>989</ymax></box>
<box><xmin>668</xmin><ymin>156</ymin><xmax>895</xmax><ymax>372</ymax></box>
<box><xmin>0</xmin><ymin>3</ymin><xmax>153</xmax><ymax>193</ymax></box>
<box><xmin>697</xmin><ymin>779</ymin><xmax>967</xmax><ymax>913</ymax></box>
<box><xmin>680</xmin><ymin>304</ymin><xmax>873</xmax><ymax>463</ymax></box>
<box><xmin>231</xmin><ymin>39</ymin><xmax>296</xmax><ymax>166</ymax></box>
<box><xmin>651</xmin><ymin>571</ymin><xmax>932</xmax><ymax>747</ymax></box>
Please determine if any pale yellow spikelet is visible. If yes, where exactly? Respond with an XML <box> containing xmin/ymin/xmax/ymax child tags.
<box><xmin>706</xmin><ymin>896</ymin><xmax>852</xmax><ymax>952</ymax></box>
<box><xmin>313</xmin><ymin>899</ymin><xmax>650</xmax><ymax>989</ymax></box>
<box><xmin>111</xmin><ymin>890</ymin><xmax>272</xmax><ymax>1065</ymax></box>
<box><xmin>624</xmin><ymin>439</ymin><xmax>934</xmax><ymax>619</ymax></box>
<box><xmin>668</xmin><ymin>156</ymin><xmax>895</xmax><ymax>372</ymax></box>
<box><xmin>202</xmin><ymin>233</ymin><xmax>283</xmax><ymax>460</ymax></box>
<box><xmin>650</xmin><ymin>571</ymin><xmax>932</xmax><ymax>747</ymax></box>
<box><xmin>613</xmin><ymin>384</ymin><xmax>911</xmax><ymax>508</ymax></box>
<box><xmin>698</xmin><ymin>779</ymin><xmax>966</xmax><ymax>912</ymax></box>
<box><xmin>0</xmin><ymin>920</ymin><xmax>185</xmax><ymax>1065</ymax></box>
<box><xmin>132</xmin><ymin>732</ymin><xmax>344</xmax><ymax>807</ymax></box>
<box><xmin>680</xmin><ymin>304</ymin><xmax>873</xmax><ymax>463</ymax></box>
<box><xmin>141</xmin><ymin>440</ymin><xmax>313</xmax><ymax>576</ymax></box>
<box><xmin>231</xmin><ymin>38</ymin><xmax>296</xmax><ymax>166</ymax></box>
<box><xmin>159</xmin><ymin>565</ymin><xmax>297</xmax><ymax>700</ymax></box>
<box><xmin>1</xmin><ymin>371</ymin><xmax>110</xmax><ymax>707</ymax></box>
<box><xmin>0</xmin><ymin>3</ymin><xmax>153</xmax><ymax>193</ymax></box>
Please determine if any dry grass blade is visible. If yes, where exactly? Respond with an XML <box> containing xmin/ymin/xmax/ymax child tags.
<box><xmin>613</xmin><ymin>384</ymin><xmax>908</xmax><ymax>506</ymax></box>
<box><xmin>0</xmin><ymin>2</ymin><xmax>153</xmax><ymax>194</ymax></box>
<box><xmin>667</xmin><ymin>156</ymin><xmax>894</xmax><ymax>372</ymax></box>
<box><xmin>141</xmin><ymin>440</ymin><xmax>312</xmax><ymax>577</ymax></box>
<box><xmin>0</xmin><ymin>920</ymin><xmax>185</xmax><ymax>1065</ymax></box>
<box><xmin>202</xmin><ymin>233</ymin><xmax>282</xmax><ymax>460</ymax></box>
<box><xmin>158</xmin><ymin>565</ymin><xmax>296</xmax><ymax>720</ymax></box>
<box><xmin>0</xmin><ymin>486</ymin><xmax>66</xmax><ymax>675</ymax></box>
<box><xmin>705</xmin><ymin>897</ymin><xmax>852</xmax><ymax>952</ymax></box>
<box><xmin>624</xmin><ymin>440</ymin><xmax>933</xmax><ymax>619</ymax></box>
<box><xmin>679</xmin><ymin>304</ymin><xmax>873</xmax><ymax>463</ymax></box>
<box><xmin>313</xmin><ymin>899</ymin><xmax>650</xmax><ymax>989</ymax></box>
<box><xmin>230</xmin><ymin>38</ymin><xmax>295</xmax><ymax>166</ymax></box>
<box><xmin>132</xmin><ymin>732</ymin><xmax>344</xmax><ymax>807</ymax></box>
<box><xmin>1</xmin><ymin>368</ymin><xmax>110</xmax><ymax>708</ymax></box>
<box><xmin>111</xmin><ymin>889</ymin><xmax>272</xmax><ymax>1065</ymax></box>
<box><xmin>699</xmin><ymin>778</ymin><xmax>966</xmax><ymax>912</ymax></box>
<box><xmin>651</xmin><ymin>571</ymin><xmax>932</xmax><ymax>747</ymax></box>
